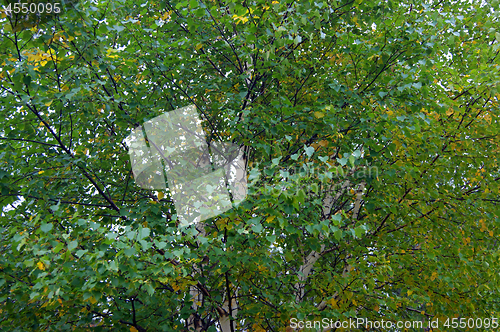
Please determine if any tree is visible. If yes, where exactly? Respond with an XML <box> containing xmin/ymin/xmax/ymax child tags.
<box><xmin>1</xmin><ymin>0</ymin><xmax>499</xmax><ymax>330</ymax></box>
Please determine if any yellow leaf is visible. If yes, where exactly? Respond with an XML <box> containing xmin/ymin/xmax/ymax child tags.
<box><xmin>38</xmin><ymin>170</ymin><xmax>44</xmax><ymax>175</ymax></box>
<box><xmin>314</xmin><ymin>111</ymin><xmax>325</xmax><ymax>118</ymax></box>
<box><xmin>44</xmin><ymin>100</ymin><xmax>53</xmax><ymax>107</ymax></box>
<box><xmin>318</xmin><ymin>140</ymin><xmax>329</xmax><ymax>147</ymax></box>
<box><xmin>483</xmin><ymin>113</ymin><xmax>492</xmax><ymax>124</ymax></box>
<box><xmin>89</xmin><ymin>297</ymin><xmax>97</xmax><ymax>304</ymax></box>
<box><xmin>130</xmin><ymin>327</ymin><xmax>138</xmax><ymax>332</ymax></box>
<box><xmin>37</xmin><ymin>262</ymin><xmax>45</xmax><ymax>270</ymax></box>
<box><xmin>158</xmin><ymin>191</ymin><xmax>164</xmax><ymax>200</ymax></box>
<box><xmin>266</xmin><ymin>216</ymin><xmax>276</xmax><ymax>222</ymax></box>
<box><xmin>232</xmin><ymin>14</ymin><xmax>249</xmax><ymax>24</ymax></box>
<box><xmin>161</xmin><ymin>11</ymin><xmax>172</xmax><ymax>20</ymax></box>
<box><xmin>480</xmin><ymin>220</ymin><xmax>487</xmax><ymax>232</ymax></box>
<box><xmin>106</xmin><ymin>48</ymin><xmax>120</xmax><ymax>59</ymax></box>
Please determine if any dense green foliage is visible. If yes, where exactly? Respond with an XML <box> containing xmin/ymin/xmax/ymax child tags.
<box><xmin>1</xmin><ymin>0</ymin><xmax>499</xmax><ymax>330</ymax></box>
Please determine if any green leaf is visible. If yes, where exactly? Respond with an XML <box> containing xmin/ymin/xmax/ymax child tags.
<box><xmin>23</xmin><ymin>75</ymin><xmax>31</xmax><ymax>86</ymax></box>
<box><xmin>331</xmin><ymin>214</ymin><xmax>342</xmax><ymax>226</ymax></box>
<box><xmin>124</xmin><ymin>248</ymin><xmax>136</xmax><ymax>257</ymax></box>
<box><xmin>67</xmin><ymin>240</ymin><xmax>78</xmax><ymax>251</ymax></box>
<box><xmin>76</xmin><ymin>250</ymin><xmax>87</xmax><ymax>258</ymax></box>
<box><xmin>349</xmin><ymin>155</ymin><xmax>355</xmax><ymax>167</ymax></box>
<box><xmin>109</xmin><ymin>260</ymin><xmax>118</xmax><ymax>271</ymax></box>
<box><xmin>354</xmin><ymin>226</ymin><xmax>364</xmax><ymax>238</ymax></box>
<box><xmin>126</xmin><ymin>231</ymin><xmax>136</xmax><ymax>240</ymax></box>
<box><xmin>251</xmin><ymin>223</ymin><xmax>263</xmax><ymax>233</ymax></box>
<box><xmin>155</xmin><ymin>241</ymin><xmax>167</xmax><ymax>249</ymax></box>
<box><xmin>145</xmin><ymin>282</ymin><xmax>155</xmax><ymax>296</ymax></box>
<box><xmin>304</xmin><ymin>146</ymin><xmax>315</xmax><ymax>158</ymax></box>
<box><xmin>49</xmin><ymin>202</ymin><xmax>60</xmax><ymax>212</ymax></box>
<box><xmin>139</xmin><ymin>228</ymin><xmax>151</xmax><ymax>240</ymax></box>
<box><xmin>40</xmin><ymin>223</ymin><xmax>53</xmax><ymax>233</ymax></box>
<box><xmin>272</xmin><ymin>157</ymin><xmax>281</xmax><ymax>166</ymax></box>
<box><xmin>53</xmin><ymin>242</ymin><xmax>64</xmax><ymax>253</ymax></box>
<box><xmin>294</xmin><ymin>34</ymin><xmax>302</xmax><ymax>45</ymax></box>
<box><xmin>113</xmin><ymin>24</ymin><xmax>125</xmax><ymax>32</ymax></box>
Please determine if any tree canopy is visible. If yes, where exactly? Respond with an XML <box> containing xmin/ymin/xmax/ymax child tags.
<box><xmin>0</xmin><ymin>0</ymin><xmax>499</xmax><ymax>331</ymax></box>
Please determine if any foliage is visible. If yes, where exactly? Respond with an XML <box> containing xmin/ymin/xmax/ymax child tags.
<box><xmin>0</xmin><ymin>0</ymin><xmax>499</xmax><ymax>330</ymax></box>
